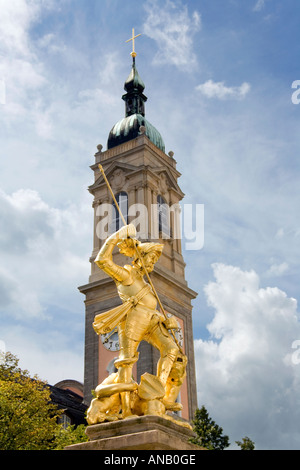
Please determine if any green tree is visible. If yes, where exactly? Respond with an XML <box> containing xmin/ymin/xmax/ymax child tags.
<box><xmin>190</xmin><ymin>405</ymin><xmax>230</xmax><ymax>450</ymax></box>
<box><xmin>0</xmin><ymin>351</ymin><xmax>87</xmax><ymax>450</ymax></box>
<box><xmin>236</xmin><ymin>436</ymin><xmax>255</xmax><ymax>450</ymax></box>
<box><xmin>54</xmin><ymin>423</ymin><xmax>88</xmax><ymax>450</ymax></box>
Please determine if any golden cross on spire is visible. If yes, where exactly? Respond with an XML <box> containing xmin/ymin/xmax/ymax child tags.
<box><xmin>126</xmin><ymin>28</ymin><xmax>141</xmax><ymax>58</ymax></box>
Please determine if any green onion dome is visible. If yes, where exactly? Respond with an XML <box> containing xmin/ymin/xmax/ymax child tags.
<box><xmin>107</xmin><ymin>114</ymin><xmax>165</xmax><ymax>152</ymax></box>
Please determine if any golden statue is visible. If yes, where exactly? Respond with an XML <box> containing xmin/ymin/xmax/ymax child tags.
<box><xmin>86</xmin><ymin>166</ymin><xmax>189</xmax><ymax>428</ymax></box>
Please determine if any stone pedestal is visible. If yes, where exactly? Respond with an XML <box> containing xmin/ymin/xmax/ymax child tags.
<box><xmin>65</xmin><ymin>415</ymin><xmax>204</xmax><ymax>451</ymax></box>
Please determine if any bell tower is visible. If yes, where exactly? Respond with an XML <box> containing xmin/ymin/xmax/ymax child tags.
<box><xmin>79</xmin><ymin>42</ymin><xmax>198</xmax><ymax>422</ymax></box>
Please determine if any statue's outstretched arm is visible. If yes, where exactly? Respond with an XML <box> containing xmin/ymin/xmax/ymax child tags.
<box><xmin>95</xmin><ymin>224</ymin><xmax>136</xmax><ymax>284</ymax></box>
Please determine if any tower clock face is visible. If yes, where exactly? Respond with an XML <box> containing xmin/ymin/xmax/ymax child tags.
<box><xmin>101</xmin><ymin>327</ymin><xmax>120</xmax><ymax>351</ymax></box>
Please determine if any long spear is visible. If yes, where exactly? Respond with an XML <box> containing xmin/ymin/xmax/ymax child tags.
<box><xmin>98</xmin><ymin>163</ymin><xmax>183</xmax><ymax>354</ymax></box>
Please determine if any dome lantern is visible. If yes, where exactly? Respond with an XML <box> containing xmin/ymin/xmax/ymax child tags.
<box><xmin>107</xmin><ymin>31</ymin><xmax>165</xmax><ymax>153</ymax></box>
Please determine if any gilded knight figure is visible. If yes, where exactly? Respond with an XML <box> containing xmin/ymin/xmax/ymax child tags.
<box><xmin>86</xmin><ymin>224</ymin><xmax>188</xmax><ymax>426</ymax></box>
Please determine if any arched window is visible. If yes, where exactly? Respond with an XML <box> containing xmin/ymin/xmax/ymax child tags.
<box><xmin>157</xmin><ymin>195</ymin><xmax>170</xmax><ymax>236</ymax></box>
<box><xmin>112</xmin><ymin>192</ymin><xmax>128</xmax><ymax>232</ymax></box>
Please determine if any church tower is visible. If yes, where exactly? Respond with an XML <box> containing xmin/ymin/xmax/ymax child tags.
<box><xmin>79</xmin><ymin>39</ymin><xmax>198</xmax><ymax>422</ymax></box>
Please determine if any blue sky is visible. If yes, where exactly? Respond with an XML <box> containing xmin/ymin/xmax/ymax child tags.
<box><xmin>1</xmin><ymin>0</ymin><xmax>300</xmax><ymax>450</ymax></box>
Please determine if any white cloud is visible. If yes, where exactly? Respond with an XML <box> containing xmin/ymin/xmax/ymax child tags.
<box><xmin>275</xmin><ymin>228</ymin><xmax>285</xmax><ymax>240</ymax></box>
<box><xmin>0</xmin><ymin>0</ymin><xmax>59</xmax><ymax>63</ymax></box>
<box><xmin>0</xmin><ymin>0</ymin><xmax>38</xmax><ymax>57</ymax></box>
<box><xmin>78</xmin><ymin>53</ymin><xmax>121</xmax><ymax>109</ymax></box>
<box><xmin>143</xmin><ymin>0</ymin><xmax>201</xmax><ymax>69</ymax></box>
<box><xmin>196</xmin><ymin>80</ymin><xmax>251</xmax><ymax>100</ymax></box>
<box><xmin>2</xmin><ymin>325</ymin><xmax>84</xmax><ymax>384</ymax></box>
<box><xmin>37</xmin><ymin>32</ymin><xmax>67</xmax><ymax>55</ymax></box>
<box><xmin>0</xmin><ymin>0</ymin><xmax>50</xmax><ymax>133</ymax></box>
<box><xmin>0</xmin><ymin>185</ymin><xmax>88</xmax><ymax>385</ymax></box>
<box><xmin>0</xmin><ymin>0</ymin><xmax>121</xmax><ymax>145</ymax></box>
<box><xmin>0</xmin><ymin>341</ymin><xmax>5</xmax><ymax>355</ymax></box>
<box><xmin>267</xmin><ymin>262</ymin><xmax>289</xmax><ymax>277</ymax></box>
<box><xmin>0</xmin><ymin>78</ymin><xmax>6</xmax><ymax>105</ymax></box>
<box><xmin>194</xmin><ymin>263</ymin><xmax>300</xmax><ymax>449</ymax></box>
<box><xmin>253</xmin><ymin>0</ymin><xmax>266</xmax><ymax>12</ymax></box>
<box><xmin>0</xmin><ymin>188</ymin><xmax>90</xmax><ymax>320</ymax></box>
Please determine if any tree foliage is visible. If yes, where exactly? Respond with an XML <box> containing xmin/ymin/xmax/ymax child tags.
<box><xmin>190</xmin><ymin>405</ymin><xmax>256</xmax><ymax>451</ymax></box>
<box><xmin>53</xmin><ymin>423</ymin><xmax>88</xmax><ymax>450</ymax></box>
<box><xmin>190</xmin><ymin>405</ymin><xmax>230</xmax><ymax>450</ymax></box>
<box><xmin>0</xmin><ymin>351</ymin><xmax>87</xmax><ymax>450</ymax></box>
<box><xmin>236</xmin><ymin>436</ymin><xmax>255</xmax><ymax>450</ymax></box>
